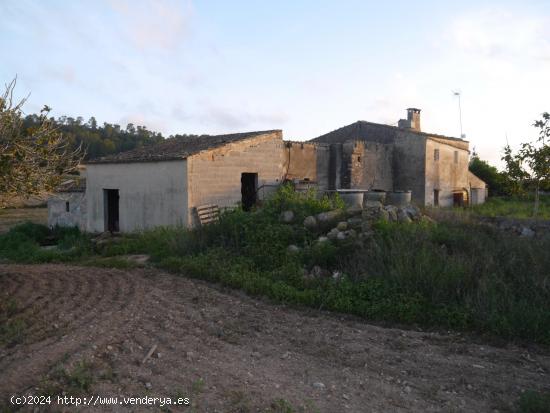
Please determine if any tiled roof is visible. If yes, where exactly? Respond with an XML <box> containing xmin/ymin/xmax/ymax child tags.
<box><xmin>86</xmin><ymin>130</ymin><xmax>282</xmax><ymax>164</ymax></box>
<box><xmin>311</xmin><ymin>121</ymin><xmax>467</xmax><ymax>145</ymax></box>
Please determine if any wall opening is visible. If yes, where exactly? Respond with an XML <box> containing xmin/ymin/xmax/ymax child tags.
<box><xmin>103</xmin><ymin>189</ymin><xmax>120</xmax><ymax>232</ymax></box>
<box><xmin>453</xmin><ymin>191</ymin><xmax>464</xmax><ymax>207</ymax></box>
<box><xmin>241</xmin><ymin>173</ymin><xmax>258</xmax><ymax>211</ymax></box>
<box><xmin>433</xmin><ymin>189</ymin><xmax>439</xmax><ymax>207</ymax></box>
<box><xmin>65</xmin><ymin>201</ymin><xmax>70</xmax><ymax>212</ymax></box>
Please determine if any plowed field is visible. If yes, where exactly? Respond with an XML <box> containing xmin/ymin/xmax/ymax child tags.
<box><xmin>1</xmin><ymin>264</ymin><xmax>549</xmax><ymax>412</ymax></box>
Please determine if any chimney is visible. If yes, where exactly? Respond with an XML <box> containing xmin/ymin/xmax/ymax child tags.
<box><xmin>397</xmin><ymin>108</ymin><xmax>421</xmax><ymax>132</ymax></box>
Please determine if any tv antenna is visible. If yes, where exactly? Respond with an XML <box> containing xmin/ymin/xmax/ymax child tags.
<box><xmin>453</xmin><ymin>90</ymin><xmax>464</xmax><ymax>139</ymax></box>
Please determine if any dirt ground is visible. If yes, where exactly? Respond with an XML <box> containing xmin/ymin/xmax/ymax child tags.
<box><xmin>0</xmin><ymin>264</ymin><xmax>549</xmax><ymax>412</ymax></box>
<box><xmin>0</xmin><ymin>208</ymin><xmax>48</xmax><ymax>233</ymax></box>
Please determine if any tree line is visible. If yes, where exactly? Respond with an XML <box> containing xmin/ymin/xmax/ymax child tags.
<box><xmin>21</xmin><ymin>114</ymin><xmax>200</xmax><ymax>160</ymax></box>
<box><xmin>1</xmin><ymin>79</ymin><xmax>202</xmax><ymax>205</ymax></box>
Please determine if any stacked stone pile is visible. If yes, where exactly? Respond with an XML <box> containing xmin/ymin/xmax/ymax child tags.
<box><xmin>281</xmin><ymin>202</ymin><xmax>434</xmax><ymax>280</ymax></box>
<box><xmin>477</xmin><ymin>216</ymin><xmax>550</xmax><ymax>239</ymax></box>
<box><xmin>301</xmin><ymin>202</ymin><xmax>432</xmax><ymax>244</ymax></box>
<box><xmin>281</xmin><ymin>202</ymin><xmax>434</xmax><ymax>255</ymax></box>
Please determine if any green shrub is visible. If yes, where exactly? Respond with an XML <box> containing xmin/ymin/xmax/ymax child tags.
<box><xmin>6</xmin><ymin>221</ymin><xmax>50</xmax><ymax>243</ymax></box>
<box><xmin>517</xmin><ymin>390</ymin><xmax>550</xmax><ymax>413</ymax></box>
<box><xmin>0</xmin><ymin>299</ymin><xmax>27</xmax><ymax>347</ymax></box>
<box><xmin>0</xmin><ymin>222</ymin><xmax>92</xmax><ymax>263</ymax></box>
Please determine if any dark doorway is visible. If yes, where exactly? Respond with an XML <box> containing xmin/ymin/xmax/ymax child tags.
<box><xmin>241</xmin><ymin>173</ymin><xmax>258</xmax><ymax>211</ymax></box>
<box><xmin>104</xmin><ymin>189</ymin><xmax>120</xmax><ymax>232</ymax></box>
<box><xmin>453</xmin><ymin>192</ymin><xmax>464</xmax><ymax>207</ymax></box>
<box><xmin>433</xmin><ymin>189</ymin><xmax>439</xmax><ymax>207</ymax></box>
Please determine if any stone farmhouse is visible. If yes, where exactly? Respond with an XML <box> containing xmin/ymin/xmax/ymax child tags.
<box><xmin>48</xmin><ymin>109</ymin><xmax>487</xmax><ymax>233</ymax></box>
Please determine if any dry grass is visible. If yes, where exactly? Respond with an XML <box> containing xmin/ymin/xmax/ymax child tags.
<box><xmin>0</xmin><ymin>208</ymin><xmax>48</xmax><ymax>234</ymax></box>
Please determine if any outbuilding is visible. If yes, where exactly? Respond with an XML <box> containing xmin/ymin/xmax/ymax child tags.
<box><xmin>84</xmin><ymin>130</ymin><xmax>284</xmax><ymax>232</ymax></box>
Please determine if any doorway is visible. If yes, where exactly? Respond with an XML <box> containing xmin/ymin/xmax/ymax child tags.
<box><xmin>433</xmin><ymin>189</ymin><xmax>439</xmax><ymax>207</ymax></box>
<box><xmin>104</xmin><ymin>189</ymin><xmax>119</xmax><ymax>232</ymax></box>
<box><xmin>453</xmin><ymin>191</ymin><xmax>464</xmax><ymax>207</ymax></box>
<box><xmin>241</xmin><ymin>173</ymin><xmax>258</xmax><ymax>211</ymax></box>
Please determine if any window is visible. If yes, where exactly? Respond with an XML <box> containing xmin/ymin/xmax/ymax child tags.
<box><xmin>434</xmin><ymin>149</ymin><xmax>439</xmax><ymax>161</ymax></box>
<box><xmin>454</xmin><ymin>151</ymin><xmax>458</xmax><ymax>163</ymax></box>
<box><xmin>433</xmin><ymin>190</ymin><xmax>439</xmax><ymax>207</ymax></box>
<box><xmin>65</xmin><ymin>201</ymin><xmax>70</xmax><ymax>212</ymax></box>
<box><xmin>357</xmin><ymin>156</ymin><xmax>361</xmax><ymax>163</ymax></box>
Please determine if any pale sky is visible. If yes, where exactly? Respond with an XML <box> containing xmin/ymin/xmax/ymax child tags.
<box><xmin>1</xmin><ymin>0</ymin><xmax>549</xmax><ymax>167</ymax></box>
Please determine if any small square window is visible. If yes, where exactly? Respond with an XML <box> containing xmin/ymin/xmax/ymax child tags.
<box><xmin>434</xmin><ymin>149</ymin><xmax>439</xmax><ymax>161</ymax></box>
<box><xmin>65</xmin><ymin>201</ymin><xmax>70</xmax><ymax>212</ymax></box>
<box><xmin>454</xmin><ymin>151</ymin><xmax>458</xmax><ymax>163</ymax></box>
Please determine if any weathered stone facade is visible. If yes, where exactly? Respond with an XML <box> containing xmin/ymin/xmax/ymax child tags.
<box><xmin>186</xmin><ymin>131</ymin><xmax>284</xmax><ymax>226</ymax></box>
<box><xmin>300</xmin><ymin>109</ymin><xmax>487</xmax><ymax>206</ymax></box>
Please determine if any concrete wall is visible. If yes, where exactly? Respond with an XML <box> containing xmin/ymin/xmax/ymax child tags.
<box><xmin>393</xmin><ymin>133</ymin><xmax>427</xmax><ymax>205</ymax></box>
<box><xmin>469</xmin><ymin>171</ymin><xmax>487</xmax><ymax>205</ymax></box>
<box><xmin>186</xmin><ymin>132</ymin><xmax>284</xmax><ymax>226</ymax></box>
<box><xmin>47</xmin><ymin>192</ymin><xmax>87</xmax><ymax>230</ymax></box>
<box><xmin>284</xmin><ymin>142</ymin><xmax>318</xmax><ymax>182</ymax></box>
<box><xmin>283</xmin><ymin>142</ymin><xmax>331</xmax><ymax>192</ymax></box>
<box><xmin>315</xmin><ymin>145</ymin><xmax>331</xmax><ymax>192</ymax></box>
<box><xmin>356</xmin><ymin>142</ymin><xmax>393</xmax><ymax>191</ymax></box>
<box><xmin>86</xmin><ymin>160</ymin><xmax>188</xmax><ymax>232</ymax></box>
<box><xmin>424</xmin><ymin>138</ymin><xmax>470</xmax><ymax>207</ymax></box>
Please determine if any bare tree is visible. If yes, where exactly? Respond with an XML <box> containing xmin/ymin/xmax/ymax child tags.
<box><xmin>0</xmin><ymin>78</ymin><xmax>82</xmax><ymax>207</ymax></box>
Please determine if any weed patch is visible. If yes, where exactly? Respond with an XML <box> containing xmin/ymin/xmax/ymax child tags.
<box><xmin>0</xmin><ymin>222</ymin><xmax>92</xmax><ymax>263</ymax></box>
<box><xmin>517</xmin><ymin>390</ymin><xmax>550</xmax><ymax>413</ymax></box>
<box><xmin>39</xmin><ymin>360</ymin><xmax>96</xmax><ymax>396</ymax></box>
<box><xmin>0</xmin><ymin>298</ymin><xmax>27</xmax><ymax>347</ymax></box>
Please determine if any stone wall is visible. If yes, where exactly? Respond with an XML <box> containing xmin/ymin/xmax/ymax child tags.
<box><xmin>424</xmin><ymin>138</ymin><xmax>470</xmax><ymax>207</ymax></box>
<box><xmin>186</xmin><ymin>131</ymin><xmax>284</xmax><ymax>227</ymax></box>
<box><xmin>286</xmin><ymin>140</ymin><xmax>394</xmax><ymax>192</ymax></box>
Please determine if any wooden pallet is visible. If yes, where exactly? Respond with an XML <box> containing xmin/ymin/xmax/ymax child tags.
<box><xmin>196</xmin><ymin>204</ymin><xmax>220</xmax><ymax>225</ymax></box>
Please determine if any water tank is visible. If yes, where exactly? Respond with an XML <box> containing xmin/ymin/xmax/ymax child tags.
<box><xmin>386</xmin><ymin>190</ymin><xmax>412</xmax><ymax>206</ymax></box>
<box><xmin>364</xmin><ymin>190</ymin><xmax>387</xmax><ymax>206</ymax></box>
<box><xmin>336</xmin><ymin>190</ymin><xmax>365</xmax><ymax>208</ymax></box>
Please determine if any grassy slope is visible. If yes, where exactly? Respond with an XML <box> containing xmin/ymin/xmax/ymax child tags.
<box><xmin>470</xmin><ymin>195</ymin><xmax>550</xmax><ymax>220</ymax></box>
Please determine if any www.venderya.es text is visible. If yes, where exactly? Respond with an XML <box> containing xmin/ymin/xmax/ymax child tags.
<box><xmin>10</xmin><ymin>395</ymin><xmax>190</xmax><ymax>407</ymax></box>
